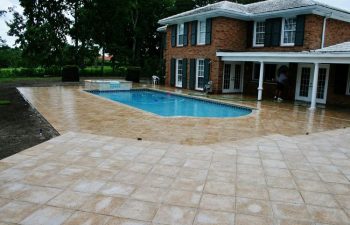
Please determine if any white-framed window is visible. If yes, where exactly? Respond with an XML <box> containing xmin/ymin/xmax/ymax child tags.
<box><xmin>197</xmin><ymin>20</ymin><xmax>206</xmax><ymax>45</ymax></box>
<box><xmin>196</xmin><ymin>59</ymin><xmax>205</xmax><ymax>90</ymax></box>
<box><xmin>177</xmin><ymin>23</ymin><xmax>184</xmax><ymax>46</ymax></box>
<box><xmin>176</xmin><ymin>59</ymin><xmax>183</xmax><ymax>87</ymax></box>
<box><xmin>347</xmin><ymin>67</ymin><xmax>350</xmax><ymax>95</ymax></box>
<box><xmin>281</xmin><ymin>17</ymin><xmax>297</xmax><ymax>46</ymax></box>
<box><xmin>253</xmin><ymin>21</ymin><xmax>265</xmax><ymax>47</ymax></box>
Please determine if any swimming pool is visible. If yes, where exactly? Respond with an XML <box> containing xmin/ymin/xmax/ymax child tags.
<box><xmin>88</xmin><ymin>89</ymin><xmax>252</xmax><ymax>118</ymax></box>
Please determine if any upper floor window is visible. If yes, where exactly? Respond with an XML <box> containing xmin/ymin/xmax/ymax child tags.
<box><xmin>281</xmin><ymin>17</ymin><xmax>297</xmax><ymax>46</ymax></box>
<box><xmin>253</xmin><ymin>21</ymin><xmax>265</xmax><ymax>47</ymax></box>
<box><xmin>197</xmin><ymin>20</ymin><xmax>206</xmax><ymax>45</ymax></box>
<box><xmin>177</xmin><ymin>23</ymin><xmax>184</xmax><ymax>46</ymax></box>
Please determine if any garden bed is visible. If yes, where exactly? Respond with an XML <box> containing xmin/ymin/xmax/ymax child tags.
<box><xmin>0</xmin><ymin>87</ymin><xmax>59</xmax><ymax>159</ymax></box>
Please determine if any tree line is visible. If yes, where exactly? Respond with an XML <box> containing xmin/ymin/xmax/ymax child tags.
<box><xmin>4</xmin><ymin>0</ymin><xmax>262</xmax><ymax>75</ymax></box>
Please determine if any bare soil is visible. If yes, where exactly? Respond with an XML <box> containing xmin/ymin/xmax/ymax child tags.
<box><xmin>0</xmin><ymin>87</ymin><xmax>59</xmax><ymax>160</ymax></box>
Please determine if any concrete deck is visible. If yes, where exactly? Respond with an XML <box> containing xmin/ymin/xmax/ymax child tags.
<box><xmin>0</xmin><ymin>85</ymin><xmax>349</xmax><ymax>224</ymax></box>
<box><xmin>17</xmin><ymin>86</ymin><xmax>350</xmax><ymax>145</ymax></box>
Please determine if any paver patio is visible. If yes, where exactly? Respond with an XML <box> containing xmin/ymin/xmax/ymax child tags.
<box><xmin>18</xmin><ymin>86</ymin><xmax>350</xmax><ymax>145</ymax></box>
<box><xmin>0</xmin><ymin>128</ymin><xmax>349</xmax><ymax>224</ymax></box>
<box><xmin>1</xmin><ymin>85</ymin><xmax>350</xmax><ymax>224</ymax></box>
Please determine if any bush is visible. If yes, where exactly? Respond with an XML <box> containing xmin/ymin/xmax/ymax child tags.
<box><xmin>62</xmin><ymin>65</ymin><xmax>79</xmax><ymax>82</ymax></box>
<box><xmin>126</xmin><ymin>66</ymin><xmax>141</xmax><ymax>83</ymax></box>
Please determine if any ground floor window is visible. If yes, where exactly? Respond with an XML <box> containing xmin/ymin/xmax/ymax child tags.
<box><xmin>347</xmin><ymin>67</ymin><xmax>350</xmax><ymax>95</ymax></box>
<box><xmin>196</xmin><ymin>59</ymin><xmax>205</xmax><ymax>90</ymax></box>
<box><xmin>253</xmin><ymin>63</ymin><xmax>289</xmax><ymax>82</ymax></box>
<box><xmin>176</xmin><ymin>59</ymin><xmax>183</xmax><ymax>87</ymax></box>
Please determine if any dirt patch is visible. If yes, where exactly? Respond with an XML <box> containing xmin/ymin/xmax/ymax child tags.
<box><xmin>0</xmin><ymin>87</ymin><xmax>59</xmax><ymax>160</ymax></box>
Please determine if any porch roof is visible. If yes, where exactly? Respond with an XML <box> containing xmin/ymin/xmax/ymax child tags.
<box><xmin>217</xmin><ymin>49</ymin><xmax>350</xmax><ymax>64</ymax></box>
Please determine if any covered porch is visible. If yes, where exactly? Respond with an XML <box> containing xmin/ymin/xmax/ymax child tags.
<box><xmin>217</xmin><ymin>44</ymin><xmax>350</xmax><ymax>109</ymax></box>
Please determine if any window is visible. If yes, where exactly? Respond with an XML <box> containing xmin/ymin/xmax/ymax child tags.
<box><xmin>196</xmin><ymin>59</ymin><xmax>205</xmax><ymax>90</ymax></box>
<box><xmin>253</xmin><ymin>21</ymin><xmax>265</xmax><ymax>47</ymax></box>
<box><xmin>347</xmin><ymin>67</ymin><xmax>350</xmax><ymax>95</ymax></box>
<box><xmin>197</xmin><ymin>20</ymin><xmax>206</xmax><ymax>45</ymax></box>
<box><xmin>281</xmin><ymin>18</ymin><xmax>297</xmax><ymax>46</ymax></box>
<box><xmin>176</xmin><ymin>59</ymin><xmax>183</xmax><ymax>87</ymax></box>
<box><xmin>177</xmin><ymin>23</ymin><xmax>184</xmax><ymax>46</ymax></box>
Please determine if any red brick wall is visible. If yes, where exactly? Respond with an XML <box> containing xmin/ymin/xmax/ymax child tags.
<box><xmin>325</xmin><ymin>18</ymin><xmax>350</xmax><ymax>47</ymax></box>
<box><xmin>164</xmin><ymin>17</ymin><xmax>246</xmax><ymax>93</ymax></box>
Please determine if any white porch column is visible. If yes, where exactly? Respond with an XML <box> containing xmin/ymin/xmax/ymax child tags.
<box><xmin>310</xmin><ymin>62</ymin><xmax>319</xmax><ymax>110</ymax></box>
<box><xmin>257</xmin><ymin>61</ymin><xmax>264</xmax><ymax>101</ymax></box>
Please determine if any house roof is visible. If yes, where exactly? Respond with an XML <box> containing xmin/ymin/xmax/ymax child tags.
<box><xmin>314</xmin><ymin>42</ymin><xmax>350</xmax><ymax>53</ymax></box>
<box><xmin>158</xmin><ymin>0</ymin><xmax>350</xmax><ymax>25</ymax></box>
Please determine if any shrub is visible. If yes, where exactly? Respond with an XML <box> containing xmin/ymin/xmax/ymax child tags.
<box><xmin>126</xmin><ymin>66</ymin><xmax>141</xmax><ymax>83</ymax></box>
<box><xmin>62</xmin><ymin>65</ymin><xmax>79</xmax><ymax>82</ymax></box>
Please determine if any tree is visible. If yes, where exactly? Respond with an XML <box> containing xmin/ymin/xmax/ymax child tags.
<box><xmin>7</xmin><ymin>0</ymin><xmax>70</xmax><ymax>67</ymax></box>
<box><xmin>0</xmin><ymin>10</ymin><xmax>6</xmax><ymax>46</ymax></box>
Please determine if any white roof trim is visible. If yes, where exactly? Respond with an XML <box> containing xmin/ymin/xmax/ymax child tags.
<box><xmin>217</xmin><ymin>51</ymin><xmax>350</xmax><ymax>64</ymax></box>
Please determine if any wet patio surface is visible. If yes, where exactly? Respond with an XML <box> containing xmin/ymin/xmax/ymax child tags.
<box><xmin>0</xmin><ymin>84</ymin><xmax>349</xmax><ymax>224</ymax></box>
<box><xmin>0</xmin><ymin>129</ymin><xmax>349</xmax><ymax>224</ymax></box>
<box><xmin>17</xmin><ymin>85</ymin><xmax>350</xmax><ymax>145</ymax></box>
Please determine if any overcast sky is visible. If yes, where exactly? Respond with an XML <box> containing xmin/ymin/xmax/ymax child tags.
<box><xmin>1</xmin><ymin>0</ymin><xmax>350</xmax><ymax>47</ymax></box>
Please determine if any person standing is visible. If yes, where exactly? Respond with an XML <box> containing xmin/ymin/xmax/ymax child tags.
<box><xmin>274</xmin><ymin>66</ymin><xmax>289</xmax><ymax>102</ymax></box>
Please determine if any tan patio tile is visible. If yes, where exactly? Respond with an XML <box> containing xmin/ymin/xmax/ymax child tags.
<box><xmin>272</xmin><ymin>203</ymin><xmax>311</xmax><ymax>221</ymax></box>
<box><xmin>153</xmin><ymin>205</ymin><xmax>196</xmax><ymax>225</ymax></box>
<box><xmin>262</xmin><ymin>159</ymin><xmax>288</xmax><ymax>169</ymax></box>
<box><xmin>194</xmin><ymin>209</ymin><xmax>235</xmax><ymax>225</ymax></box>
<box><xmin>158</xmin><ymin>157</ymin><xmax>185</xmax><ymax>167</ymax></box>
<box><xmin>163</xmin><ymin>190</ymin><xmax>201</xmax><ymax>207</ymax></box>
<box><xmin>58</xmin><ymin>165</ymin><xmax>90</xmax><ymax>177</ymax></box>
<box><xmin>81</xmin><ymin>195</ymin><xmax>126</xmax><ymax>215</ymax></box>
<box><xmin>98</xmin><ymin>159</ymin><xmax>128</xmax><ymax>170</ymax></box>
<box><xmin>301</xmin><ymin>191</ymin><xmax>339</xmax><ymax>208</ymax></box>
<box><xmin>204</xmin><ymin>181</ymin><xmax>235</xmax><ymax>196</ymax></box>
<box><xmin>135</xmin><ymin>154</ymin><xmax>162</xmax><ymax>164</ymax></box>
<box><xmin>318</xmin><ymin>172</ymin><xmax>350</xmax><ymax>184</ymax></box>
<box><xmin>274</xmin><ymin>219</ymin><xmax>314</xmax><ymax>225</ymax></box>
<box><xmin>20</xmin><ymin>205</ymin><xmax>74</xmax><ymax>225</ymax></box>
<box><xmin>98</xmin><ymin>182</ymin><xmax>136</xmax><ymax>197</ymax></box>
<box><xmin>115</xmin><ymin>200</ymin><xmax>158</xmax><ymax>221</ymax></box>
<box><xmin>266</xmin><ymin>177</ymin><xmax>297</xmax><ymax>189</ymax></box>
<box><xmin>0</xmin><ymin>201</ymin><xmax>39</xmax><ymax>223</ymax></box>
<box><xmin>268</xmin><ymin>188</ymin><xmax>304</xmax><ymax>204</ymax></box>
<box><xmin>237</xmin><ymin>173</ymin><xmax>266</xmax><ymax>186</ymax></box>
<box><xmin>131</xmin><ymin>187</ymin><xmax>168</xmax><ymax>203</ymax></box>
<box><xmin>150</xmin><ymin>165</ymin><xmax>181</xmax><ymax>178</ymax></box>
<box><xmin>184</xmin><ymin>159</ymin><xmax>211</xmax><ymax>169</ymax></box>
<box><xmin>178</xmin><ymin>168</ymin><xmax>208</xmax><ymax>181</ymax></box>
<box><xmin>335</xmin><ymin>194</ymin><xmax>350</xmax><ymax>209</ymax></box>
<box><xmin>125</xmin><ymin>163</ymin><xmax>153</xmax><ymax>174</ymax></box>
<box><xmin>295</xmin><ymin>179</ymin><xmax>329</xmax><ymax>193</ymax></box>
<box><xmin>83</xmin><ymin>168</ymin><xmax>119</xmax><ymax>181</ymax></box>
<box><xmin>142</xmin><ymin>174</ymin><xmax>174</xmax><ymax>188</ymax></box>
<box><xmin>307</xmin><ymin>205</ymin><xmax>350</xmax><ymax>224</ymax></box>
<box><xmin>325</xmin><ymin>183</ymin><xmax>350</xmax><ymax>195</ymax></box>
<box><xmin>235</xmin><ymin>214</ymin><xmax>272</xmax><ymax>225</ymax></box>
<box><xmin>236</xmin><ymin>197</ymin><xmax>272</xmax><ymax>217</ymax></box>
<box><xmin>171</xmin><ymin>177</ymin><xmax>205</xmax><ymax>192</ymax></box>
<box><xmin>16</xmin><ymin>186</ymin><xmax>62</xmax><ymax>204</ymax></box>
<box><xmin>70</xmin><ymin>178</ymin><xmax>106</xmax><ymax>193</ymax></box>
<box><xmin>236</xmin><ymin>183</ymin><xmax>269</xmax><ymax>200</ymax></box>
<box><xmin>0</xmin><ymin>182</ymin><xmax>32</xmax><ymax>199</ymax></box>
<box><xmin>113</xmin><ymin>171</ymin><xmax>147</xmax><ymax>185</ymax></box>
<box><xmin>63</xmin><ymin>211</ymin><xmax>111</xmax><ymax>225</ymax></box>
<box><xmin>48</xmin><ymin>190</ymin><xmax>92</xmax><ymax>209</ymax></box>
<box><xmin>0</xmin><ymin>168</ymin><xmax>29</xmax><ymax>182</ymax></box>
<box><xmin>105</xmin><ymin>217</ymin><xmax>151</xmax><ymax>225</ymax></box>
<box><xmin>199</xmin><ymin>193</ymin><xmax>235</xmax><ymax>212</ymax></box>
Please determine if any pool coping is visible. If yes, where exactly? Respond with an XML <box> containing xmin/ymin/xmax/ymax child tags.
<box><xmin>81</xmin><ymin>87</ymin><xmax>257</xmax><ymax>120</ymax></box>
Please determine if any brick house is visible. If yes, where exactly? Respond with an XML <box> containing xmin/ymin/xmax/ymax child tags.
<box><xmin>157</xmin><ymin>0</ymin><xmax>350</xmax><ymax>108</ymax></box>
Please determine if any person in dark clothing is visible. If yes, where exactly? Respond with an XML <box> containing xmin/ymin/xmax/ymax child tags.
<box><xmin>274</xmin><ymin>66</ymin><xmax>289</xmax><ymax>101</ymax></box>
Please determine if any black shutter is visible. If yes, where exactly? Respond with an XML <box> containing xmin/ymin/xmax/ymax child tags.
<box><xmin>171</xmin><ymin>25</ymin><xmax>177</xmax><ymax>47</ymax></box>
<box><xmin>334</xmin><ymin>64</ymin><xmax>349</xmax><ymax>95</ymax></box>
<box><xmin>264</xmin><ymin>20</ymin><xmax>273</xmax><ymax>47</ymax></box>
<box><xmin>295</xmin><ymin>15</ymin><xmax>305</xmax><ymax>46</ymax></box>
<box><xmin>184</xmin><ymin>23</ymin><xmax>189</xmax><ymax>46</ymax></box>
<box><xmin>205</xmin><ymin>18</ymin><xmax>212</xmax><ymax>45</ymax></box>
<box><xmin>271</xmin><ymin>18</ymin><xmax>282</xmax><ymax>47</ymax></box>
<box><xmin>189</xmin><ymin>59</ymin><xmax>196</xmax><ymax>90</ymax></box>
<box><xmin>204</xmin><ymin>59</ymin><xmax>211</xmax><ymax>85</ymax></box>
<box><xmin>182</xmin><ymin>59</ymin><xmax>188</xmax><ymax>89</ymax></box>
<box><xmin>170</xmin><ymin>58</ymin><xmax>176</xmax><ymax>87</ymax></box>
<box><xmin>246</xmin><ymin>21</ymin><xmax>254</xmax><ymax>48</ymax></box>
<box><xmin>191</xmin><ymin>21</ymin><xmax>197</xmax><ymax>46</ymax></box>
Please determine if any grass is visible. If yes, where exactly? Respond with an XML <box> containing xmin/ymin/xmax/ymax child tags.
<box><xmin>0</xmin><ymin>76</ymin><xmax>61</xmax><ymax>84</ymax></box>
<box><xmin>0</xmin><ymin>100</ymin><xmax>11</xmax><ymax>105</ymax></box>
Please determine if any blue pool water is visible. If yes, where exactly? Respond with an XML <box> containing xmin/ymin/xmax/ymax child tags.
<box><xmin>88</xmin><ymin>89</ymin><xmax>252</xmax><ymax>118</ymax></box>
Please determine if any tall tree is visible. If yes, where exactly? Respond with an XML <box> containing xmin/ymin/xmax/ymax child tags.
<box><xmin>0</xmin><ymin>10</ymin><xmax>6</xmax><ymax>46</ymax></box>
<box><xmin>7</xmin><ymin>0</ymin><xmax>69</xmax><ymax>67</ymax></box>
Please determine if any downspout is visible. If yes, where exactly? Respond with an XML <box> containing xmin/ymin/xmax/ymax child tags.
<box><xmin>321</xmin><ymin>13</ymin><xmax>332</xmax><ymax>48</ymax></box>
